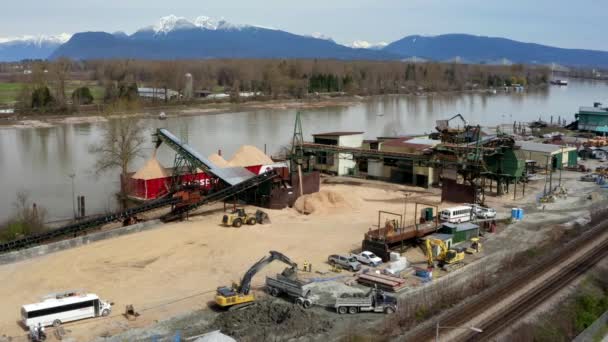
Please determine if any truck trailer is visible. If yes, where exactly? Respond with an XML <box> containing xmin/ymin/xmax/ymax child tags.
<box><xmin>265</xmin><ymin>274</ymin><xmax>314</xmax><ymax>308</ymax></box>
<box><xmin>334</xmin><ymin>288</ymin><xmax>397</xmax><ymax>314</ymax></box>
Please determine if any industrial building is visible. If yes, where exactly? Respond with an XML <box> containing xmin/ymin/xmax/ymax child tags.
<box><xmin>439</xmin><ymin>222</ymin><xmax>480</xmax><ymax>244</ymax></box>
<box><xmin>575</xmin><ymin>103</ymin><xmax>608</xmax><ymax>133</ymax></box>
<box><xmin>311</xmin><ymin>132</ymin><xmax>364</xmax><ymax>176</ymax></box>
<box><xmin>138</xmin><ymin>87</ymin><xmax>180</xmax><ymax>101</ymax></box>
<box><xmin>372</xmin><ymin>137</ymin><xmax>440</xmax><ymax>187</ymax></box>
<box><xmin>515</xmin><ymin>141</ymin><xmax>578</xmax><ymax>170</ymax></box>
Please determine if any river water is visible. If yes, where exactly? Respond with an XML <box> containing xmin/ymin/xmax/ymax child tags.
<box><xmin>0</xmin><ymin>78</ymin><xmax>606</xmax><ymax>223</ymax></box>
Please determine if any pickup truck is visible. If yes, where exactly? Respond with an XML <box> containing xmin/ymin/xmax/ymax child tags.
<box><xmin>467</xmin><ymin>203</ymin><xmax>497</xmax><ymax>219</ymax></box>
<box><xmin>328</xmin><ymin>254</ymin><xmax>362</xmax><ymax>272</ymax></box>
<box><xmin>352</xmin><ymin>251</ymin><xmax>383</xmax><ymax>267</ymax></box>
<box><xmin>335</xmin><ymin>288</ymin><xmax>397</xmax><ymax>314</ymax></box>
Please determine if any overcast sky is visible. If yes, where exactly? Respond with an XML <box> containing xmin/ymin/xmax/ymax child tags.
<box><xmin>1</xmin><ymin>0</ymin><xmax>606</xmax><ymax>50</ymax></box>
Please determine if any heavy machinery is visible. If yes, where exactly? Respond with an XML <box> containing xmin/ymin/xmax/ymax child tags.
<box><xmin>216</xmin><ymin>251</ymin><xmax>297</xmax><ymax>309</ymax></box>
<box><xmin>424</xmin><ymin>238</ymin><xmax>465</xmax><ymax>272</ymax></box>
<box><xmin>334</xmin><ymin>288</ymin><xmax>397</xmax><ymax>314</ymax></box>
<box><xmin>465</xmin><ymin>237</ymin><xmax>482</xmax><ymax>254</ymax></box>
<box><xmin>222</xmin><ymin>208</ymin><xmax>270</xmax><ymax>227</ymax></box>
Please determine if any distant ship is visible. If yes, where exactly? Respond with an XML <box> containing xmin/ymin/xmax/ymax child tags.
<box><xmin>550</xmin><ymin>79</ymin><xmax>568</xmax><ymax>86</ymax></box>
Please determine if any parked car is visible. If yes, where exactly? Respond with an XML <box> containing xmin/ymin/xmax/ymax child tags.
<box><xmin>328</xmin><ymin>254</ymin><xmax>362</xmax><ymax>271</ymax></box>
<box><xmin>353</xmin><ymin>251</ymin><xmax>383</xmax><ymax>267</ymax></box>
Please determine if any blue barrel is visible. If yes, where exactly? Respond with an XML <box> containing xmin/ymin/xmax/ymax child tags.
<box><xmin>511</xmin><ymin>208</ymin><xmax>519</xmax><ymax>220</ymax></box>
<box><xmin>518</xmin><ymin>208</ymin><xmax>524</xmax><ymax>220</ymax></box>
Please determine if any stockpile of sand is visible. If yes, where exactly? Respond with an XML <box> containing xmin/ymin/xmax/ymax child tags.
<box><xmin>208</xmin><ymin>153</ymin><xmax>230</xmax><ymax>168</ymax></box>
<box><xmin>228</xmin><ymin>145</ymin><xmax>273</xmax><ymax>167</ymax></box>
<box><xmin>294</xmin><ymin>190</ymin><xmax>350</xmax><ymax>215</ymax></box>
<box><xmin>132</xmin><ymin>152</ymin><xmax>169</xmax><ymax>180</ymax></box>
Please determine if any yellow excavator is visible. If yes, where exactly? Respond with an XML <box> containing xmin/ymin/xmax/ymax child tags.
<box><xmin>216</xmin><ymin>251</ymin><xmax>297</xmax><ymax>309</ymax></box>
<box><xmin>424</xmin><ymin>238</ymin><xmax>465</xmax><ymax>272</ymax></box>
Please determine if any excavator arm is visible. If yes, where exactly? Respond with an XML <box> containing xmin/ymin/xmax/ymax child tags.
<box><xmin>436</xmin><ymin>113</ymin><xmax>469</xmax><ymax>131</ymax></box>
<box><xmin>238</xmin><ymin>250</ymin><xmax>298</xmax><ymax>295</ymax></box>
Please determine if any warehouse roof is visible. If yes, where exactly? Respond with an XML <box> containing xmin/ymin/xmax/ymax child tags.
<box><xmin>515</xmin><ymin>141</ymin><xmax>576</xmax><ymax>154</ymax></box>
<box><xmin>442</xmin><ymin>222</ymin><xmax>479</xmax><ymax>232</ymax></box>
<box><xmin>312</xmin><ymin>131</ymin><xmax>363</xmax><ymax>137</ymax></box>
<box><xmin>579</xmin><ymin>106</ymin><xmax>608</xmax><ymax>114</ymax></box>
<box><xmin>382</xmin><ymin>140</ymin><xmax>432</xmax><ymax>151</ymax></box>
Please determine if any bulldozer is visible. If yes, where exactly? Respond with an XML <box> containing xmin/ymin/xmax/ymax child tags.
<box><xmin>222</xmin><ymin>208</ymin><xmax>270</xmax><ymax>228</ymax></box>
<box><xmin>424</xmin><ymin>238</ymin><xmax>466</xmax><ymax>272</ymax></box>
<box><xmin>216</xmin><ymin>250</ymin><xmax>297</xmax><ymax>309</ymax></box>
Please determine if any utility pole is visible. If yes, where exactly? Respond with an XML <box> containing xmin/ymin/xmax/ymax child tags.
<box><xmin>69</xmin><ymin>173</ymin><xmax>76</xmax><ymax>219</ymax></box>
<box><xmin>558</xmin><ymin>146</ymin><xmax>564</xmax><ymax>187</ymax></box>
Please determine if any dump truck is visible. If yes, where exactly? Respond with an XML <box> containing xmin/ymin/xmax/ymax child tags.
<box><xmin>265</xmin><ymin>273</ymin><xmax>314</xmax><ymax>308</ymax></box>
<box><xmin>334</xmin><ymin>288</ymin><xmax>397</xmax><ymax>314</ymax></box>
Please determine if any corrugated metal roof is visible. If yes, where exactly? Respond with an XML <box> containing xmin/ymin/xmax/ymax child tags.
<box><xmin>579</xmin><ymin>106</ymin><xmax>608</xmax><ymax>114</ymax></box>
<box><xmin>442</xmin><ymin>222</ymin><xmax>479</xmax><ymax>232</ymax></box>
<box><xmin>210</xmin><ymin>167</ymin><xmax>255</xmax><ymax>186</ymax></box>
<box><xmin>382</xmin><ymin>139</ymin><xmax>433</xmax><ymax>150</ymax></box>
<box><xmin>516</xmin><ymin>141</ymin><xmax>576</xmax><ymax>154</ymax></box>
<box><xmin>312</xmin><ymin>132</ymin><xmax>364</xmax><ymax>137</ymax></box>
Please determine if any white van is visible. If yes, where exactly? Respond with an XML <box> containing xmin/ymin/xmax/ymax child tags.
<box><xmin>440</xmin><ymin>205</ymin><xmax>473</xmax><ymax>223</ymax></box>
<box><xmin>22</xmin><ymin>291</ymin><xmax>112</xmax><ymax>328</ymax></box>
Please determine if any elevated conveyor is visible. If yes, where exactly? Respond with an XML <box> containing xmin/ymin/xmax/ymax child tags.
<box><xmin>161</xmin><ymin>170</ymin><xmax>278</xmax><ymax>222</ymax></box>
<box><xmin>155</xmin><ymin>128</ymin><xmax>256</xmax><ymax>186</ymax></box>
<box><xmin>0</xmin><ymin>196</ymin><xmax>179</xmax><ymax>253</ymax></box>
<box><xmin>0</xmin><ymin>130</ymin><xmax>278</xmax><ymax>254</ymax></box>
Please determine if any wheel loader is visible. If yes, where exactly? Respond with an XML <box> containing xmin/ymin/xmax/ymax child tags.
<box><xmin>222</xmin><ymin>208</ymin><xmax>269</xmax><ymax>228</ymax></box>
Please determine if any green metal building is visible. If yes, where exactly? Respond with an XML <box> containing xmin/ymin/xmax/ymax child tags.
<box><xmin>576</xmin><ymin>104</ymin><xmax>608</xmax><ymax>133</ymax></box>
<box><xmin>439</xmin><ymin>222</ymin><xmax>480</xmax><ymax>244</ymax></box>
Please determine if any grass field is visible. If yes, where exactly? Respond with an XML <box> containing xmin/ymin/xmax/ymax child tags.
<box><xmin>0</xmin><ymin>82</ymin><xmax>24</xmax><ymax>105</ymax></box>
<box><xmin>0</xmin><ymin>82</ymin><xmax>105</xmax><ymax>106</ymax></box>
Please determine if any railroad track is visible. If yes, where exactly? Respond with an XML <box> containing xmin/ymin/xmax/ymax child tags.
<box><xmin>405</xmin><ymin>219</ymin><xmax>608</xmax><ymax>342</ymax></box>
<box><xmin>462</xmin><ymin>237</ymin><xmax>608</xmax><ymax>341</ymax></box>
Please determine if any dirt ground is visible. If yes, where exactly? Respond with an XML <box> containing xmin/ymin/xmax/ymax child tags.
<box><xmin>0</xmin><ymin>179</ymin><xmax>438</xmax><ymax>340</ymax></box>
<box><xmin>0</xmin><ymin>162</ymin><xmax>605</xmax><ymax>341</ymax></box>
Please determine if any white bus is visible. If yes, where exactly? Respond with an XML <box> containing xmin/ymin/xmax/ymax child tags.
<box><xmin>440</xmin><ymin>205</ymin><xmax>473</xmax><ymax>223</ymax></box>
<box><xmin>21</xmin><ymin>292</ymin><xmax>112</xmax><ymax>328</ymax></box>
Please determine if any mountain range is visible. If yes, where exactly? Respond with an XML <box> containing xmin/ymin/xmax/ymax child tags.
<box><xmin>2</xmin><ymin>15</ymin><xmax>608</xmax><ymax>68</ymax></box>
<box><xmin>0</xmin><ymin>34</ymin><xmax>70</xmax><ymax>62</ymax></box>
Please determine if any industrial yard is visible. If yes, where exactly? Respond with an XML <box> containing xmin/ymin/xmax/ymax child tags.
<box><xmin>1</xmin><ymin>106</ymin><xmax>608</xmax><ymax>341</ymax></box>
<box><xmin>0</xmin><ymin>154</ymin><xmax>605</xmax><ymax>340</ymax></box>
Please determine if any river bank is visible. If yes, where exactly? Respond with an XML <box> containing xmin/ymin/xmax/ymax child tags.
<box><xmin>0</xmin><ymin>86</ymin><xmax>543</xmax><ymax>129</ymax></box>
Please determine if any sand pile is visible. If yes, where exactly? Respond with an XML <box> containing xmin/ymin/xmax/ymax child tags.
<box><xmin>294</xmin><ymin>190</ymin><xmax>350</xmax><ymax>215</ymax></box>
<box><xmin>132</xmin><ymin>152</ymin><xmax>168</xmax><ymax>180</ymax></box>
<box><xmin>228</xmin><ymin>145</ymin><xmax>273</xmax><ymax>167</ymax></box>
<box><xmin>208</xmin><ymin>153</ymin><xmax>230</xmax><ymax>168</ymax></box>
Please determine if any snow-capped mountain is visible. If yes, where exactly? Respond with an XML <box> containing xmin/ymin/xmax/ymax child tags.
<box><xmin>137</xmin><ymin>15</ymin><xmax>247</xmax><ymax>35</ymax></box>
<box><xmin>51</xmin><ymin>15</ymin><xmax>397</xmax><ymax>60</ymax></box>
<box><xmin>349</xmin><ymin>40</ymin><xmax>388</xmax><ymax>50</ymax></box>
<box><xmin>309</xmin><ymin>32</ymin><xmax>334</xmax><ymax>42</ymax></box>
<box><xmin>0</xmin><ymin>33</ymin><xmax>71</xmax><ymax>46</ymax></box>
<box><xmin>0</xmin><ymin>34</ymin><xmax>71</xmax><ymax>61</ymax></box>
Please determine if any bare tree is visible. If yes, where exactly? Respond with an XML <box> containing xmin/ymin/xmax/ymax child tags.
<box><xmin>89</xmin><ymin>109</ymin><xmax>146</xmax><ymax>208</ymax></box>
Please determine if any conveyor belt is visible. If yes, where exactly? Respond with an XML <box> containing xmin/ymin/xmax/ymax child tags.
<box><xmin>155</xmin><ymin>128</ymin><xmax>256</xmax><ymax>186</ymax></box>
<box><xmin>0</xmin><ymin>196</ymin><xmax>179</xmax><ymax>254</ymax></box>
<box><xmin>161</xmin><ymin>171</ymin><xmax>278</xmax><ymax>222</ymax></box>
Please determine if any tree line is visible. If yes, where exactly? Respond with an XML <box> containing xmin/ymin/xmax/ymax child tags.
<box><xmin>6</xmin><ymin>58</ymin><xmax>550</xmax><ymax>113</ymax></box>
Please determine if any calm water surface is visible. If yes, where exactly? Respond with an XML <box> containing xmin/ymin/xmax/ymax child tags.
<box><xmin>1</xmin><ymin>78</ymin><xmax>606</xmax><ymax>222</ymax></box>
